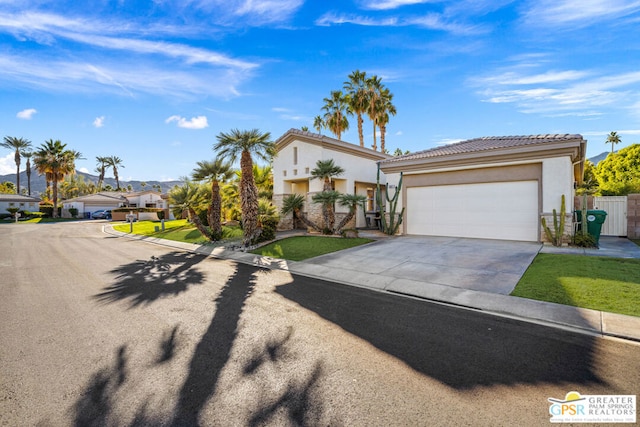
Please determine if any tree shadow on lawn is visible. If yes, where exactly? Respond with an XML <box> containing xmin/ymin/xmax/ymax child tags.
<box><xmin>276</xmin><ymin>277</ymin><xmax>605</xmax><ymax>390</ymax></box>
<box><xmin>94</xmin><ymin>252</ymin><xmax>206</xmax><ymax>308</ymax></box>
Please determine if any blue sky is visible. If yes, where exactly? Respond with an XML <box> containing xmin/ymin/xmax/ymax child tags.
<box><xmin>1</xmin><ymin>0</ymin><xmax>640</xmax><ymax>181</ymax></box>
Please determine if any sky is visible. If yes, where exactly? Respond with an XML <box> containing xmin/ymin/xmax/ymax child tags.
<box><xmin>1</xmin><ymin>0</ymin><xmax>640</xmax><ymax>181</ymax></box>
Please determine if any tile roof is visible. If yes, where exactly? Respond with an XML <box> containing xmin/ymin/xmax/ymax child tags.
<box><xmin>381</xmin><ymin>134</ymin><xmax>584</xmax><ymax>163</ymax></box>
<box><xmin>0</xmin><ymin>194</ymin><xmax>41</xmax><ymax>202</ymax></box>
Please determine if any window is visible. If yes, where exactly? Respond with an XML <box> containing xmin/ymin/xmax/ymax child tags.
<box><xmin>283</xmin><ymin>170</ymin><xmax>287</xmax><ymax>177</ymax></box>
<box><xmin>305</xmin><ymin>167</ymin><xmax>309</xmax><ymax>174</ymax></box>
<box><xmin>293</xmin><ymin>147</ymin><xmax>298</xmax><ymax>165</ymax></box>
<box><xmin>293</xmin><ymin>169</ymin><xmax>298</xmax><ymax>176</ymax></box>
<box><xmin>367</xmin><ymin>189</ymin><xmax>375</xmax><ymax>211</ymax></box>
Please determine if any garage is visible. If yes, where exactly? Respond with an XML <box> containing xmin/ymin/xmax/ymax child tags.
<box><xmin>406</xmin><ymin>180</ymin><xmax>539</xmax><ymax>241</ymax></box>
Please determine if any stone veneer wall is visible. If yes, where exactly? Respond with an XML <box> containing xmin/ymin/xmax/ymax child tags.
<box><xmin>628</xmin><ymin>194</ymin><xmax>640</xmax><ymax>239</ymax></box>
<box><xmin>539</xmin><ymin>213</ymin><xmax>573</xmax><ymax>245</ymax></box>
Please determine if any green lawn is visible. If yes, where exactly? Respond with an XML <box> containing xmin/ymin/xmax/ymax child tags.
<box><xmin>112</xmin><ymin>219</ymin><xmax>243</xmax><ymax>245</ymax></box>
<box><xmin>250</xmin><ymin>236</ymin><xmax>373</xmax><ymax>261</ymax></box>
<box><xmin>511</xmin><ymin>253</ymin><xmax>640</xmax><ymax>317</ymax></box>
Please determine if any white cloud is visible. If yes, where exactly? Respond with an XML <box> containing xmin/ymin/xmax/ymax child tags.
<box><xmin>0</xmin><ymin>153</ymin><xmax>14</xmax><ymax>175</ymax></box>
<box><xmin>523</xmin><ymin>0</ymin><xmax>640</xmax><ymax>27</ymax></box>
<box><xmin>79</xmin><ymin>167</ymin><xmax>89</xmax><ymax>173</ymax></box>
<box><xmin>165</xmin><ymin>115</ymin><xmax>209</xmax><ymax>129</ymax></box>
<box><xmin>16</xmin><ymin>108</ymin><xmax>37</xmax><ymax>119</ymax></box>
<box><xmin>93</xmin><ymin>116</ymin><xmax>105</xmax><ymax>128</ymax></box>
<box><xmin>191</xmin><ymin>0</ymin><xmax>304</xmax><ymax>25</ymax></box>
<box><xmin>360</xmin><ymin>0</ymin><xmax>435</xmax><ymax>10</ymax></box>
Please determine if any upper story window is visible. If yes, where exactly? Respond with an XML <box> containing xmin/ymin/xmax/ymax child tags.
<box><xmin>293</xmin><ymin>147</ymin><xmax>298</xmax><ymax>165</ymax></box>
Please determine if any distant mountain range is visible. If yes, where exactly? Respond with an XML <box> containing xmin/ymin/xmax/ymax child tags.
<box><xmin>0</xmin><ymin>169</ymin><xmax>182</xmax><ymax>196</ymax></box>
<box><xmin>588</xmin><ymin>151</ymin><xmax>611</xmax><ymax>165</ymax></box>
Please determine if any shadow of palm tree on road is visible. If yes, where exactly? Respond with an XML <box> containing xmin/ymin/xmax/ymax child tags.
<box><xmin>94</xmin><ymin>252</ymin><xmax>206</xmax><ymax>308</ymax></box>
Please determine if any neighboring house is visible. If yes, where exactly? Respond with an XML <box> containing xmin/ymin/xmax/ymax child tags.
<box><xmin>379</xmin><ymin>134</ymin><xmax>587</xmax><ymax>242</ymax></box>
<box><xmin>62</xmin><ymin>190</ymin><xmax>167</xmax><ymax>218</ymax></box>
<box><xmin>273</xmin><ymin>129</ymin><xmax>392</xmax><ymax>230</ymax></box>
<box><xmin>0</xmin><ymin>194</ymin><xmax>41</xmax><ymax>216</ymax></box>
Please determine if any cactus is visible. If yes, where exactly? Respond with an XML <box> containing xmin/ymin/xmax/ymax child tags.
<box><xmin>376</xmin><ymin>163</ymin><xmax>405</xmax><ymax>235</ymax></box>
<box><xmin>541</xmin><ymin>194</ymin><xmax>566</xmax><ymax>246</ymax></box>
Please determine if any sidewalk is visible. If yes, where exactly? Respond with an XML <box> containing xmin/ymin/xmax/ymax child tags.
<box><xmin>103</xmin><ymin>226</ymin><xmax>640</xmax><ymax>343</ymax></box>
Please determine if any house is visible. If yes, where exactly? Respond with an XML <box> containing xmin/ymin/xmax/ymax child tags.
<box><xmin>273</xmin><ymin>129</ymin><xmax>392</xmax><ymax>230</ymax></box>
<box><xmin>62</xmin><ymin>190</ymin><xmax>168</xmax><ymax>219</ymax></box>
<box><xmin>0</xmin><ymin>194</ymin><xmax>41</xmax><ymax>217</ymax></box>
<box><xmin>379</xmin><ymin>134</ymin><xmax>587</xmax><ymax>242</ymax></box>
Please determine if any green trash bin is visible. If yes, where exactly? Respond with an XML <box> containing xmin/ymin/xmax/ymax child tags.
<box><xmin>586</xmin><ymin>209</ymin><xmax>607</xmax><ymax>245</ymax></box>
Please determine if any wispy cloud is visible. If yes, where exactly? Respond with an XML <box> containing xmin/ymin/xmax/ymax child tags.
<box><xmin>165</xmin><ymin>115</ymin><xmax>209</xmax><ymax>129</ymax></box>
<box><xmin>359</xmin><ymin>0</ymin><xmax>437</xmax><ymax>11</ymax></box>
<box><xmin>16</xmin><ymin>108</ymin><xmax>37</xmax><ymax>119</ymax></box>
<box><xmin>523</xmin><ymin>0</ymin><xmax>640</xmax><ymax>27</ymax></box>
<box><xmin>93</xmin><ymin>116</ymin><xmax>105</xmax><ymax>128</ymax></box>
<box><xmin>182</xmin><ymin>0</ymin><xmax>304</xmax><ymax>25</ymax></box>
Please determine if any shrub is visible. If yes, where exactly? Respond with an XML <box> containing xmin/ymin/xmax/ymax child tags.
<box><xmin>256</xmin><ymin>217</ymin><xmax>278</xmax><ymax>243</ymax></box>
<box><xmin>572</xmin><ymin>233</ymin><xmax>597</xmax><ymax>248</ymax></box>
<box><xmin>69</xmin><ymin>207</ymin><xmax>78</xmax><ymax>218</ymax></box>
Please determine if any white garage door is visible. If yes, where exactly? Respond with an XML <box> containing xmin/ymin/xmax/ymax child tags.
<box><xmin>406</xmin><ymin>181</ymin><xmax>539</xmax><ymax>241</ymax></box>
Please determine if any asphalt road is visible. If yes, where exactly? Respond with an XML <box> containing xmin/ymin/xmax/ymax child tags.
<box><xmin>1</xmin><ymin>222</ymin><xmax>639</xmax><ymax>426</ymax></box>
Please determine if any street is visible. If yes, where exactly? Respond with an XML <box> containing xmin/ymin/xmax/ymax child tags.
<box><xmin>1</xmin><ymin>222</ymin><xmax>639</xmax><ymax>426</ymax></box>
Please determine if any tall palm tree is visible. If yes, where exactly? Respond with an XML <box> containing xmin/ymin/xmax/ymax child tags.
<box><xmin>322</xmin><ymin>90</ymin><xmax>350</xmax><ymax>140</ymax></box>
<box><xmin>280</xmin><ymin>193</ymin><xmax>321</xmax><ymax>232</ymax></box>
<box><xmin>192</xmin><ymin>158</ymin><xmax>234</xmax><ymax>240</ymax></box>
<box><xmin>1</xmin><ymin>136</ymin><xmax>31</xmax><ymax>194</ymax></box>
<box><xmin>365</xmin><ymin>75</ymin><xmax>383</xmax><ymax>151</ymax></box>
<box><xmin>23</xmin><ymin>150</ymin><xmax>33</xmax><ymax>196</ymax></box>
<box><xmin>606</xmin><ymin>131</ymin><xmax>621</xmax><ymax>155</ymax></box>
<box><xmin>213</xmin><ymin>129</ymin><xmax>275</xmax><ymax>246</ymax></box>
<box><xmin>311</xmin><ymin>190</ymin><xmax>341</xmax><ymax>232</ymax></box>
<box><xmin>344</xmin><ymin>70</ymin><xmax>368</xmax><ymax>147</ymax></box>
<box><xmin>107</xmin><ymin>156</ymin><xmax>125</xmax><ymax>190</ymax></box>
<box><xmin>95</xmin><ymin>156</ymin><xmax>109</xmax><ymax>190</ymax></box>
<box><xmin>376</xmin><ymin>88</ymin><xmax>397</xmax><ymax>153</ymax></box>
<box><xmin>33</xmin><ymin>139</ymin><xmax>81</xmax><ymax>218</ymax></box>
<box><xmin>313</xmin><ymin>115</ymin><xmax>325</xmax><ymax>135</ymax></box>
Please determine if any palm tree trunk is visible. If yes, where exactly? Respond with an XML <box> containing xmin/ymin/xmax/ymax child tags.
<box><xmin>14</xmin><ymin>151</ymin><xmax>20</xmax><ymax>194</ymax></box>
<box><xmin>295</xmin><ymin>209</ymin><xmax>322</xmax><ymax>232</ymax></box>
<box><xmin>52</xmin><ymin>173</ymin><xmax>59</xmax><ymax>218</ymax></box>
<box><xmin>26</xmin><ymin>159</ymin><xmax>31</xmax><ymax>196</ymax></box>
<box><xmin>372</xmin><ymin>121</ymin><xmax>377</xmax><ymax>151</ymax></box>
<box><xmin>380</xmin><ymin>123</ymin><xmax>386</xmax><ymax>153</ymax></box>
<box><xmin>209</xmin><ymin>180</ymin><xmax>223</xmax><ymax>240</ymax></box>
<box><xmin>240</xmin><ymin>150</ymin><xmax>259</xmax><ymax>246</ymax></box>
<box><xmin>334</xmin><ymin>208</ymin><xmax>356</xmax><ymax>234</ymax></box>
<box><xmin>188</xmin><ymin>207</ymin><xmax>212</xmax><ymax>240</ymax></box>
<box><xmin>357</xmin><ymin>114</ymin><xmax>364</xmax><ymax>147</ymax></box>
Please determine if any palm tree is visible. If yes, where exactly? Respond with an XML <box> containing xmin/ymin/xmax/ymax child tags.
<box><xmin>334</xmin><ymin>193</ymin><xmax>367</xmax><ymax>233</ymax></box>
<box><xmin>322</xmin><ymin>90</ymin><xmax>350</xmax><ymax>140</ymax></box>
<box><xmin>253</xmin><ymin>164</ymin><xmax>273</xmax><ymax>199</ymax></box>
<box><xmin>606</xmin><ymin>131</ymin><xmax>621</xmax><ymax>154</ymax></box>
<box><xmin>23</xmin><ymin>150</ymin><xmax>33</xmax><ymax>196</ymax></box>
<box><xmin>376</xmin><ymin>88</ymin><xmax>397</xmax><ymax>153</ymax></box>
<box><xmin>95</xmin><ymin>156</ymin><xmax>109</xmax><ymax>190</ymax></box>
<box><xmin>213</xmin><ymin>129</ymin><xmax>275</xmax><ymax>246</ymax></box>
<box><xmin>1</xmin><ymin>136</ymin><xmax>32</xmax><ymax>194</ymax></box>
<box><xmin>310</xmin><ymin>159</ymin><xmax>345</xmax><ymax>192</ymax></box>
<box><xmin>365</xmin><ymin>75</ymin><xmax>383</xmax><ymax>151</ymax></box>
<box><xmin>168</xmin><ymin>180</ymin><xmax>211</xmax><ymax>239</ymax></box>
<box><xmin>311</xmin><ymin>190</ymin><xmax>341</xmax><ymax>232</ymax></box>
<box><xmin>33</xmin><ymin>139</ymin><xmax>81</xmax><ymax>218</ymax></box>
<box><xmin>107</xmin><ymin>156</ymin><xmax>125</xmax><ymax>190</ymax></box>
<box><xmin>313</xmin><ymin>115</ymin><xmax>325</xmax><ymax>135</ymax></box>
<box><xmin>281</xmin><ymin>193</ymin><xmax>321</xmax><ymax>232</ymax></box>
<box><xmin>192</xmin><ymin>158</ymin><xmax>234</xmax><ymax>240</ymax></box>
<box><xmin>344</xmin><ymin>70</ymin><xmax>368</xmax><ymax>147</ymax></box>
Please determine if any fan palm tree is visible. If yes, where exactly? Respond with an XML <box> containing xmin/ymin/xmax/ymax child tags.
<box><xmin>33</xmin><ymin>139</ymin><xmax>81</xmax><ymax>218</ymax></box>
<box><xmin>1</xmin><ymin>136</ymin><xmax>32</xmax><ymax>194</ymax></box>
<box><xmin>213</xmin><ymin>128</ymin><xmax>275</xmax><ymax>246</ymax></box>
<box><xmin>95</xmin><ymin>156</ymin><xmax>109</xmax><ymax>190</ymax></box>
<box><xmin>313</xmin><ymin>115</ymin><xmax>325</xmax><ymax>135</ymax></box>
<box><xmin>322</xmin><ymin>90</ymin><xmax>350</xmax><ymax>140</ymax></box>
<box><xmin>311</xmin><ymin>190</ymin><xmax>341</xmax><ymax>233</ymax></box>
<box><xmin>281</xmin><ymin>193</ymin><xmax>321</xmax><ymax>232</ymax></box>
<box><xmin>365</xmin><ymin>75</ymin><xmax>383</xmax><ymax>151</ymax></box>
<box><xmin>376</xmin><ymin>88</ymin><xmax>397</xmax><ymax>153</ymax></box>
<box><xmin>344</xmin><ymin>70</ymin><xmax>368</xmax><ymax>147</ymax></box>
<box><xmin>310</xmin><ymin>159</ymin><xmax>345</xmax><ymax>192</ymax></box>
<box><xmin>192</xmin><ymin>158</ymin><xmax>234</xmax><ymax>240</ymax></box>
<box><xmin>23</xmin><ymin>150</ymin><xmax>33</xmax><ymax>196</ymax></box>
<box><xmin>107</xmin><ymin>156</ymin><xmax>124</xmax><ymax>190</ymax></box>
<box><xmin>606</xmin><ymin>131</ymin><xmax>621</xmax><ymax>155</ymax></box>
<box><xmin>334</xmin><ymin>193</ymin><xmax>367</xmax><ymax>233</ymax></box>
<box><xmin>168</xmin><ymin>180</ymin><xmax>211</xmax><ymax>239</ymax></box>
<box><xmin>253</xmin><ymin>164</ymin><xmax>273</xmax><ymax>199</ymax></box>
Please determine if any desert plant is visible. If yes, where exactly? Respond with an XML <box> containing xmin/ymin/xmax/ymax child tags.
<box><xmin>376</xmin><ymin>163</ymin><xmax>404</xmax><ymax>235</ymax></box>
<box><xmin>541</xmin><ymin>194</ymin><xmax>566</xmax><ymax>246</ymax></box>
<box><xmin>68</xmin><ymin>207</ymin><xmax>78</xmax><ymax>218</ymax></box>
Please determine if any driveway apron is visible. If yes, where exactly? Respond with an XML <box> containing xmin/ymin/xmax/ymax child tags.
<box><xmin>302</xmin><ymin>235</ymin><xmax>542</xmax><ymax>295</ymax></box>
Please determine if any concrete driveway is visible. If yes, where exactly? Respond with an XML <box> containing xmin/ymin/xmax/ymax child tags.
<box><xmin>302</xmin><ymin>235</ymin><xmax>543</xmax><ymax>295</ymax></box>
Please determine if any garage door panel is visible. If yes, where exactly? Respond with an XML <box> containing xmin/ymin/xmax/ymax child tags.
<box><xmin>407</xmin><ymin>181</ymin><xmax>538</xmax><ymax>241</ymax></box>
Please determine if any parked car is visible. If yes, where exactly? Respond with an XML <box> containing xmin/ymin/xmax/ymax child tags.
<box><xmin>91</xmin><ymin>209</ymin><xmax>112</xmax><ymax>219</ymax></box>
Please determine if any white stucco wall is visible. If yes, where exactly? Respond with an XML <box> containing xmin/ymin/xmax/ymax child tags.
<box><xmin>541</xmin><ymin>156</ymin><xmax>574</xmax><ymax>213</ymax></box>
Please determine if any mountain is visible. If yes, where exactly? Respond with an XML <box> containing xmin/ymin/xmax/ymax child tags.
<box><xmin>0</xmin><ymin>170</ymin><xmax>182</xmax><ymax>196</ymax></box>
<box><xmin>588</xmin><ymin>151</ymin><xmax>612</xmax><ymax>165</ymax></box>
